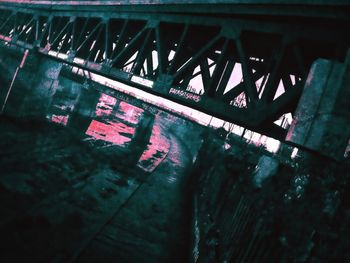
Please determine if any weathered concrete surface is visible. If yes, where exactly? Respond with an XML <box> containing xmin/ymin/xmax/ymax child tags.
<box><xmin>286</xmin><ymin>58</ymin><xmax>350</xmax><ymax>160</ymax></box>
<box><xmin>76</xmin><ymin>115</ymin><xmax>201</xmax><ymax>263</ymax></box>
<box><xmin>252</xmin><ymin>155</ymin><xmax>279</xmax><ymax>188</ymax></box>
<box><xmin>20</xmin><ymin>57</ymin><xmax>62</xmax><ymax>119</ymax></box>
<box><xmin>0</xmin><ymin>107</ymin><xmax>203</xmax><ymax>263</ymax></box>
<box><xmin>0</xmin><ymin>47</ymin><xmax>37</xmax><ymax>114</ymax></box>
<box><xmin>0</xmin><ymin>47</ymin><xmax>63</xmax><ymax>119</ymax></box>
<box><xmin>191</xmin><ymin>129</ymin><xmax>350</xmax><ymax>263</ymax></box>
<box><xmin>0</xmin><ymin>51</ymin><xmax>204</xmax><ymax>262</ymax></box>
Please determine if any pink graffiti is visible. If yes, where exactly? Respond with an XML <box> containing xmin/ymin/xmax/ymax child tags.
<box><xmin>95</xmin><ymin>93</ymin><xmax>117</xmax><ymax>117</ymax></box>
<box><xmin>115</xmin><ymin>101</ymin><xmax>144</xmax><ymax>124</ymax></box>
<box><xmin>85</xmin><ymin>119</ymin><xmax>135</xmax><ymax>146</ymax></box>
<box><xmin>138</xmin><ymin>121</ymin><xmax>170</xmax><ymax>172</ymax></box>
<box><xmin>50</xmin><ymin>114</ymin><xmax>69</xmax><ymax>126</ymax></box>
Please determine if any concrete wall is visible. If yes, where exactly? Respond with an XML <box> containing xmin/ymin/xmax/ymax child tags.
<box><xmin>0</xmin><ymin>47</ymin><xmax>63</xmax><ymax>119</ymax></box>
<box><xmin>286</xmin><ymin>58</ymin><xmax>350</xmax><ymax>160</ymax></box>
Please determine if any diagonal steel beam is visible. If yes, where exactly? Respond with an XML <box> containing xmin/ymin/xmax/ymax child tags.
<box><xmin>167</xmin><ymin>23</ymin><xmax>189</xmax><ymax>75</ymax></box>
<box><xmin>215</xmin><ymin>59</ymin><xmax>235</xmax><ymax>98</ymax></box>
<box><xmin>235</xmin><ymin>38</ymin><xmax>259</xmax><ymax>105</ymax></box>
<box><xmin>261</xmin><ymin>37</ymin><xmax>289</xmax><ymax>103</ymax></box>
<box><xmin>146</xmin><ymin>51</ymin><xmax>154</xmax><ymax>77</ymax></box>
<box><xmin>76</xmin><ymin>21</ymin><xmax>102</xmax><ymax>52</ymax></box>
<box><xmin>223</xmin><ymin>70</ymin><xmax>265</xmax><ymax>102</ymax></box>
<box><xmin>155</xmin><ymin>23</ymin><xmax>167</xmax><ymax>75</ymax></box>
<box><xmin>73</xmin><ymin>18</ymin><xmax>89</xmax><ymax>50</ymax></box>
<box><xmin>104</xmin><ymin>20</ymin><xmax>111</xmax><ymax>61</ymax></box>
<box><xmin>131</xmin><ymin>29</ymin><xmax>153</xmax><ymax>75</ymax></box>
<box><xmin>109</xmin><ymin>19</ymin><xmax>129</xmax><ymax>61</ymax></box>
<box><xmin>111</xmin><ymin>25</ymin><xmax>147</xmax><ymax>67</ymax></box>
<box><xmin>173</xmin><ymin>34</ymin><xmax>221</xmax><ymax>83</ymax></box>
<box><xmin>259</xmin><ymin>81</ymin><xmax>303</xmax><ymax>124</ymax></box>
<box><xmin>0</xmin><ymin>11</ymin><xmax>15</xmax><ymax>32</ymax></box>
<box><xmin>206</xmin><ymin>38</ymin><xmax>230</xmax><ymax>97</ymax></box>
<box><xmin>200</xmin><ymin>58</ymin><xmax>211</xmax><ymax>93</ymax></box>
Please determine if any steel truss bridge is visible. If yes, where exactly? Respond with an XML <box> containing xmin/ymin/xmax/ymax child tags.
<box><xmin>0</xmin><ymin>1</ymin><xmax>349</xmax><ymax>140</ymax></box>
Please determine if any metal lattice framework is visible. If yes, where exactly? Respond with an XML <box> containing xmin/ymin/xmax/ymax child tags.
<box><xmin>0</xmin><ymin>4</ymin><xmax>349</xmax><ymax>139</ymax></box>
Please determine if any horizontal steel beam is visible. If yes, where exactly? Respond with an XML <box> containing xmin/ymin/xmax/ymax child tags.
<box><xmin>0</xmin><ymin>1</ymin><xmax>350</xmax><ymax>21</ymax></box>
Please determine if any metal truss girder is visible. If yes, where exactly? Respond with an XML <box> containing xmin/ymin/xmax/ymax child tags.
<box><xmin>0</xmin><ymin>5</ymin><xmax>349</xmax><ymax>140</ymax></box>
<box><xmin>1</xmin><ymin>5</ymin><xmax>349</xmax><ymax>42</ymax></box>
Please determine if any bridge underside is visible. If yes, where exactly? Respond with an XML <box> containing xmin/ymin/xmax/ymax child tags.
<box><xmin>0</xmin><ymin>2</ymin><xmax>349</xmax><ymax>140</ymax></box>
<box><xmin>0</xmin><ymin>2</ymin><xmax>350</xmax><ymax>263</ymax></box>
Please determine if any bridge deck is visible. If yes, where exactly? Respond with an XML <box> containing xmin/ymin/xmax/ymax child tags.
<box><xmin>1</xmin><ymin>0</ymin><xmax>349</xmax><ymax>5</ymax></box>
<box><xmin>1</xmin><ymin>0</ymin><xmax>350</xmax><ymax>19</ymax></box>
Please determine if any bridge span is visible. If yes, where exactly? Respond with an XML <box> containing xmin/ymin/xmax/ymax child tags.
<box><xmin>0</xmin><ymin>0</ymin><xmax>349</xmax><ymax>141</ymax></box>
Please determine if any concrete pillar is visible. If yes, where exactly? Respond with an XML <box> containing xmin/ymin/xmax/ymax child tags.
<box><xmin>22</xmin><ymin>56</ymin><xmax>62</xmax><ymax>119</ymax></box>
<box><xmin>277</xmin><ymin>142</ymin><xmax>294</xmax><ymax>160</ymax></box>
<box><xmin>2</xmin><ymin>49</ymin><xmax>62</xmax><ymax>119</ymax></box>
<box><xmin>67</xmin><ymin>81</ymin><xmax>100</xmax><ymax>134</ymax></box>
<box><xmin>286</xmin><ymin>55</ymin><xmax>350</xmax><ymax>160</ymax></box>
<box><xmin>127</xmin><ymin>111</ymin><xmax>155</xmax><ymax>165</ymax></box>
<box><xmin>252</xmin><ymin>155</ymin><xmax>279</xmax><ymax>188</ymax></box>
